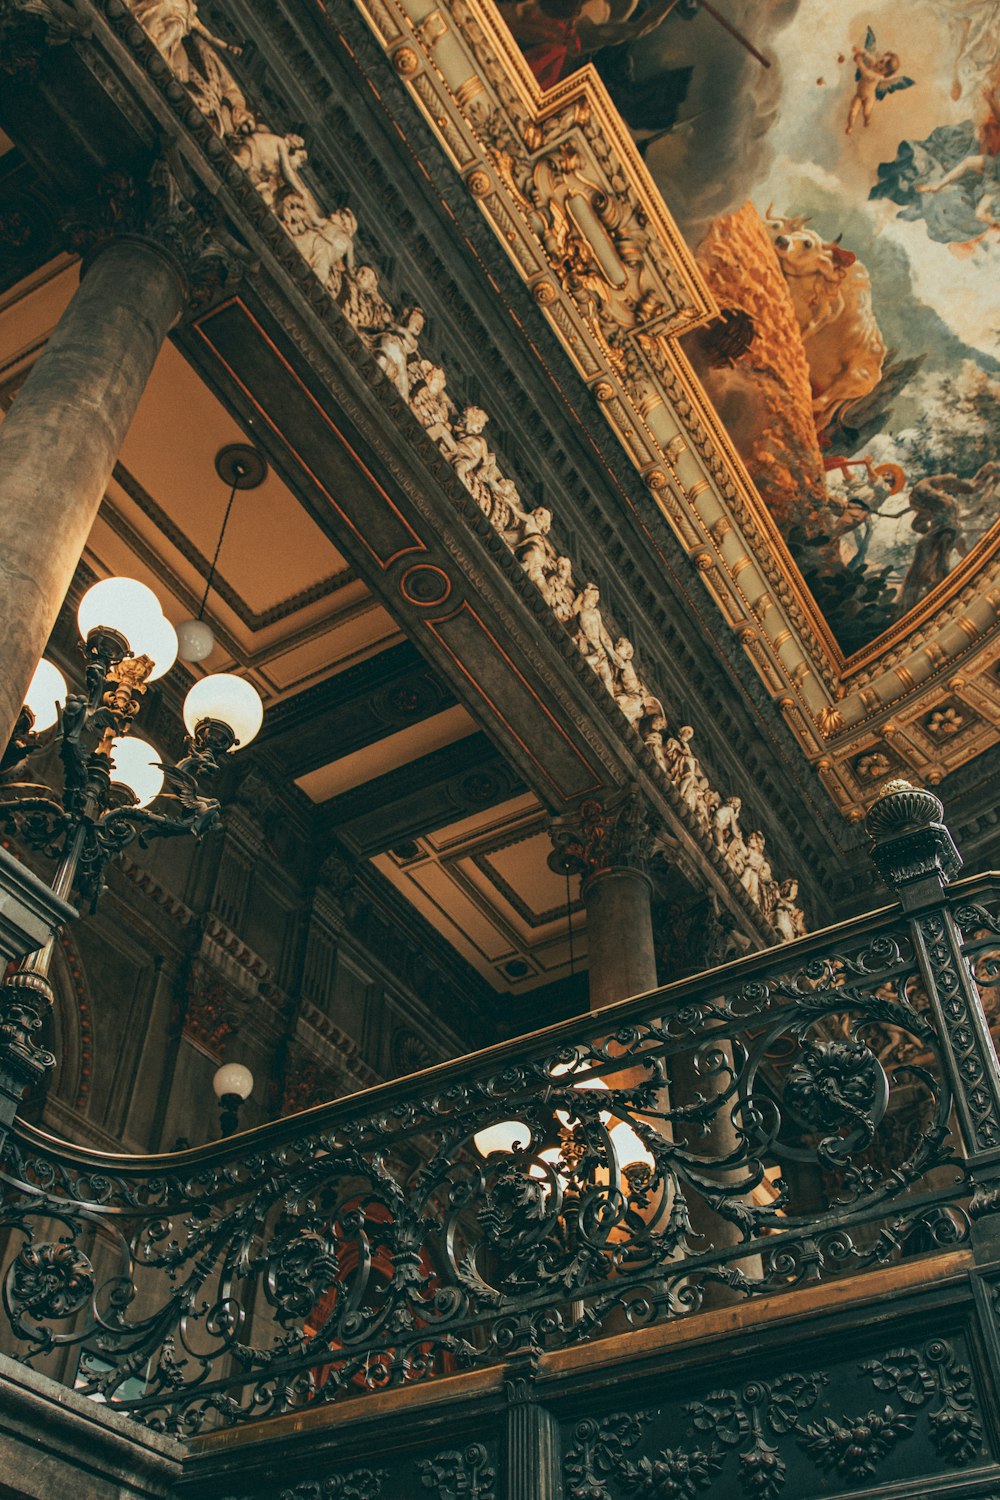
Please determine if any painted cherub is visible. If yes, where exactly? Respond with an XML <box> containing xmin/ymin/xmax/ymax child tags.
<box><xmin>846</xmin><ymin>27</ymin><xmax>913</xmax><ymax>135</ymax></box>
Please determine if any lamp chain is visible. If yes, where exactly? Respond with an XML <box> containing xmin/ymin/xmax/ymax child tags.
<box><xmin>198</xmin><ymin>467</ymin><xmax>243</xmax><ymax>621</ymax></box>
<box><xmin>565</xmin><ymin>869</ymin><xmax>575</xmax><ymax>978</ymax></box>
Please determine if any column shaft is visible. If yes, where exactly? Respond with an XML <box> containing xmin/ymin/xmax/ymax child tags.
<box><xmin>0</xmin><ymin>238</ymin><xmax>185</xmax><ymax>746</ymax></box>
<box><xmin>583</xmin><ymin>867</ymin><xmax>657</xmax><ymax>1011</ymax></box>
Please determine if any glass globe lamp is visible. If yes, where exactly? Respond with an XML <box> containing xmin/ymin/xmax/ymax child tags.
<box><xmin>175</xmin><ymin>618</ymin><xmax>215</xmax><ymax>664</ymax></box>
<box><xmin>183</xmin><ymin>674</ymin><xmax>264</xmax><ymax>751</ymax></box>
<box><xmin>529</xmin><ymin>1146</ymin><xmax>568</xmax><ymax>1199</ymax></box>
<box><xmin>552</xmin><ymin>1061</ymin><xmax>611</xmax><ymax>1127</ymax></box>
<box><xmin>23</xmin><ymin>659</ymin><xmax>67</xmax><ymax>733</ymax></box>
<box><xmin>109</xmin><ymin>736</ymin><xmax>164</xmax><ymax>808</ymax></box>
<box><xmin>142</xmin><ymin>613</ymin><xmax>179</xmax><ymax>682</ymax></box>
<box><xmin>77</xmin><ymin>578</ymin><xmax>168</xmax><ymax>665</ymax></box>
<box><xmin>609</xmin><ymin>1120</ymin><xmax>655</xmax><ymax>1173</ymax></box>
<box><xmin>213</xmin><ymin>1062</ymin><xmax>254</xmax><ymax>1101</ymax></box>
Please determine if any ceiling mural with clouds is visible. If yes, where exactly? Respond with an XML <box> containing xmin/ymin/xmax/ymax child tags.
<box><xmin>499</xmin><ymin>0</ymin><xmax>1000</xmax><ymax>659</ymax></box>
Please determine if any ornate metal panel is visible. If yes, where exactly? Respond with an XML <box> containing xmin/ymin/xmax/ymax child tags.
<box><xmin>2</xmin><ymin>869</ymin><xmax>997</xmax><ymax>1433</ymax></box>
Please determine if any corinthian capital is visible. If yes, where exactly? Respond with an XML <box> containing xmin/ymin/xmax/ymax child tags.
<box><xmin>63</xmin><ymin>154</ymin><xmax>254</xmax><ymax>311</ymax></box>
<box><xmin>548</xmin><ymin>786</ymin><xmax>656</xmax><ymax>883</ymax></box>
<box><xmin>0</xmin><ymin>0</ymin><xmax>86</xmax><ymax>77</ymax></box>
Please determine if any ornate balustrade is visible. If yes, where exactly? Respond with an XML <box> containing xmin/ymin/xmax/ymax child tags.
<box><xmin>1</xmin><ymin>783</ymin><xmax>999</xmax><ymax>1437</ymax></box>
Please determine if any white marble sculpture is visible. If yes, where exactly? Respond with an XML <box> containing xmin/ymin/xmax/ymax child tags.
<box><xmin>740</xmin><ymin>830</ymin><xmax>768</xmax><ymax>907</ymax></box>
<box><xmin>280</xmin><ymin>195</ymin><xmax>357</xmax><ymax>298</ymax></box>
<box><xmin>371</xmin><ymin>307</ymin><xmax>425</xmax><ymax>402</ymax></box>
<box><xmin>609</xmin><ymin>638</ymin><xmax>649</xmax><ymax>727</ymax></box>
<box><xmin>507</xmin><ymin>505</ymin><xmax>556</xmax><ymax>586</ymax></box>
<box><xmin>571</xmin><ymin>583</ymin><xmax>615</xmax><ymax>694</ymax></box>
<box><xmin>488</xmin><ymin>476</ymin><xmax>521</xmax><ymax>534</ymax></box>
<box><xmin>340</xmin><ymin>265</ymin><xmax>392</xmax><ymax>337</ymax></box>
<box><xmin>129</xmin><ymin>0</ymin><xmax>252</xmax><ymax>138</ymax></box>
<box><xmin>408</xmin><ymin>362</ymin><xmax>455</xmax><ymax>447</ymax></box>
<box><xmin>545</xmin><ymin>556</ymin><xmax>576</xmax><ymax>622</ymax></box>
<box><xmin>773</xmin><ymin>879</ymin><xmax>807</xmax><ymax>941</ymax></box>
<box><xmin>448</xmin><ymin>407</ymin><xmax>501</xmax><ymax>512</ymax></box>
<box><xmin>233</xmin><ymin>125</ymin><xmax>310</xmax><ymax>213</ymax></box>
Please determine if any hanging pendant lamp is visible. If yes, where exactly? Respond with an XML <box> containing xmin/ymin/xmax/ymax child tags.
<box><xmin>176</xmin><ymin>443</ymin><xmax>268</xmax><ymax>662</ymax></box>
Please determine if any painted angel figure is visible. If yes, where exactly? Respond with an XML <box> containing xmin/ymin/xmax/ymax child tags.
<box><xmin>846</xmin><ymin>27</ymin><xmax>913</xmax><ymax>134</ymax></box>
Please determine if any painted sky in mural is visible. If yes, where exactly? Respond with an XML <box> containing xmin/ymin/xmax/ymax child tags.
<box><xmin>500</xmin><ymin>0</ymin><xmax>1000</xmax><ymax>654</ymax></box>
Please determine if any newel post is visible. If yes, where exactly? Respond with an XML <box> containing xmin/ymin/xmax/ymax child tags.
<box><xmin>866</xmin><ymin>781</ymin><xmax>1000</xmax><ymax>1168</ymax></box>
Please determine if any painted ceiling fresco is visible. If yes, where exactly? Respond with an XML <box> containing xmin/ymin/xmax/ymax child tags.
<box><xmin>500</xmin><ymin>0</ymin><xmax>1000</xmax><ymax>657</ymax></box>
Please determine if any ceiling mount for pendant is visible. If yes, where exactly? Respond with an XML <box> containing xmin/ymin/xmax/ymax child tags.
<box><xmin>214</xmin><ymin>443</ymin><xmax>268</xmax><ymax>491</ymax></box>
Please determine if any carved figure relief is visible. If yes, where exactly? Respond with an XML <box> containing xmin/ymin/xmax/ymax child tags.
<box><xmin>279</xmin><ymin>194</ymin><xmax>357</xmax><ymax>299</ymax></box>
<box><xmin>409</xmin><ymin>361</ymin><xmax>455</xmax><ymax>445</ymax></box>
<box><xmin>124</xmin><ymin>0</ymin><xmax>809</xmax><ymax>939</ymax></box>
<box><xmin>340</xmin><ymin>264</ymin><xmax>392</xmax><ymax>337</ymax></box>
<box><xmin>570</xmin><ymin>582</ymin><xmax>615</xmax><ymax>694</ymax></box>
<box><xmin>447</xmin><ymin>405</ymin><xmax>502</xmax><ymax>512</ymax></box>
<box><xmin>371</xmin><ymin>306</ymin><xmax>425</xmax><ymax>402</ymax></box>
<box><xmin>232</xmin><ymin>126</ymin><xmax>309</xmax><ymax>213</ymax></box>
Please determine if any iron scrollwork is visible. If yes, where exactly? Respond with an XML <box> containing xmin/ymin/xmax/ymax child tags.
<box><xmin>0</xmin><ymin>870</ymin><xmax>995</xmax><ymax>1433</ymax></box>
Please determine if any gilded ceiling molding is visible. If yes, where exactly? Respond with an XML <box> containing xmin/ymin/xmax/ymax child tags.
<box><xmin>113</xmin><ymin>0</ymin><xmax>807</xmax><ymax>936</ymax></box>
<box><xmin>345</xmin><ymin>0</ymin><xmax>1000</xmax><ymax>818</ymax></box>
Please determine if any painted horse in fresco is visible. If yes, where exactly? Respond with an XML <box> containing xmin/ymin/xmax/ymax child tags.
<box><xmin>765</xmin><ymin>209</ymin><xmax>887</xmax><ymax>440</ymax></box>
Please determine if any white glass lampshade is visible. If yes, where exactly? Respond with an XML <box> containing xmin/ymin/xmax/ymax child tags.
<box><xmin>143</xmin><ymin>612</ymin><xmax>179</xmax><ymax>682</ymax></box>
<box><xmin>175</xmin><ymin>618</ymin><xmax>215</xmax><ymax>664</ymax></box>
<box><xmin>109</xmin><ymin>736</ymin><xmax>164</xmax><ymax>808</ymax></box>
<box><xmin>473</xmin><ymin>1119</ymin><xmax>530</xmax><ymax>1157</ymax></box>
<box><xmin>182</xmin><ymin>673</ymin><xmax>264</xmax><ymax>748</ymax></box>
<box><xmin>213</xmin><ymin>1062</ymin><xmax>254</xmax><ymax>1101</ymax></box>
<box><xmin>609</xmin><ymin>1120</ymin><xmax>655</xmax><ymax>1173</ymax></box>
<box><xmin>24</xmin><ymin>658</ymin><xmax>67</xmax><ymax>733</ymax></box>
<box><xmin>77</xmin><ymin>578</ymin><xmax>166</xmax><ymax>660</ymax></box>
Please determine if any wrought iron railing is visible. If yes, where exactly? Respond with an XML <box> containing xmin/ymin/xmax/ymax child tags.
<box><xmin>2</xmin><ymin>783</ymin><xmax>1000</xmax><ymax>1434</ymax></box>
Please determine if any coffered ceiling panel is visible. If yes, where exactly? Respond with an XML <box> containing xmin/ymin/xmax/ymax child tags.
<box><xmin>374</xmin><ymin>795</ymin><xmax>585</xmax><ymax>992</ymax></box>
<box><xmin>115</xmin><ymin>339</ymin><xmax>350</xmax><ymax>616</ymax></box>
<box><xmin>296</xmin><ymin>703</ymin><xmax>477</xmax><ymax>802</ymax></box>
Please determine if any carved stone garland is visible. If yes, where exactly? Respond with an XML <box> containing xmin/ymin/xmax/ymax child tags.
<box><xmin>120</xmin><ymin>0</ymin><xmax>805</xmax><ymax>938</ymax></box>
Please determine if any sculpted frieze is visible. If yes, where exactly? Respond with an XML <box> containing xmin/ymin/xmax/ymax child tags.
<box><xmin>118</xmin><ymin>0</ymin><xmax>806</xmax><ymax>937</ymax></box>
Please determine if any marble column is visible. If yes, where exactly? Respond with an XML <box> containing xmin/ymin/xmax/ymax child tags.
<box><xmin>581</xmin><ymin>867</ymin><xmax>657</xmax><ymax>1010</ymax></box>
<box><xmin>550</xmin><ymin>788</ymin><xmax>657</xmax><ymax>1012</ymax></box>
<box><xmin>0</xmin><ymin>235</ymin><xmax>186</xmax><ymax>749</ymax></box>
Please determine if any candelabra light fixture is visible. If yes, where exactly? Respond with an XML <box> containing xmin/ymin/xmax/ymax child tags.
<box><xmin>0</xmin><ymin>573</ymin><xmax>264</xmax><ymax>1124</ymax></box>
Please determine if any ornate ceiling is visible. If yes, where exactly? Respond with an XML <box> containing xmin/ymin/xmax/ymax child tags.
<box><xmin>353</xmin><ymin>0</ymin><xmax>1000</xmax><ymax>820</ymax></box>
<box><xmin>0</xmin><ymin>199</ymin><xmax>589</xmax><ymax>994</ymax></box>
<box><xmin>10</xmin><ymin>0</ymin><xmax>992</xmax><ymax>974</ymax></box>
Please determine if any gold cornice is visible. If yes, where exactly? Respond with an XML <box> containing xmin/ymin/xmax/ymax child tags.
<box><xmin>348</xmin><ymin>0</ymin><xmax>1000</xmax><ymax>815</ymax></box>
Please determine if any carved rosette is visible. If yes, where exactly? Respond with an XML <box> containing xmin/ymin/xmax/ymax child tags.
<box><xmin>7</xmin><ymin>1238</ymin><xmax>95</xmax><ymax>1325</ymax></box>
<box><xmin>548</xmin><ymin>787</ymin><xmax>656</xmax><ymax>887</ymax></box>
